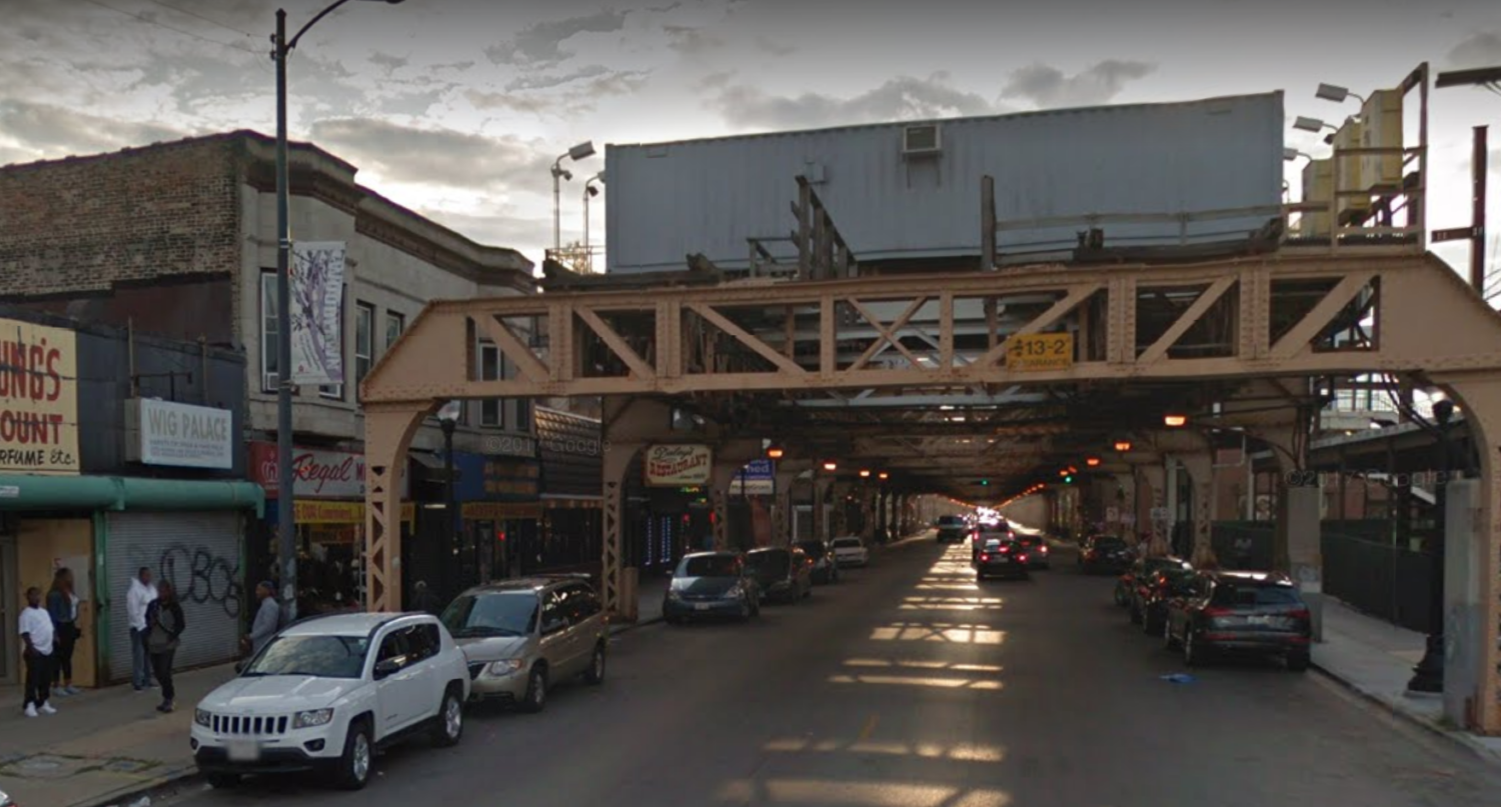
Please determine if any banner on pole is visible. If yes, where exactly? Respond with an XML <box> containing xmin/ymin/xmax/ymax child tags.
<box><xmin>290</xmin><ymin>241</ymin><xmax>347</xmax><ymax>386</ymax></box>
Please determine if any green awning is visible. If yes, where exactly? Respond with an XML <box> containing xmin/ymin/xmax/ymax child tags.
<box><xmin>0</xmin><ymin>475</ymin><xmax>265</xmax><ymax>517</ymax></box>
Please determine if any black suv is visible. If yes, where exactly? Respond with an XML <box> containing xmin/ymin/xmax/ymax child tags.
<box><xmin>1163</xmin><ymin>571</ymin><xmax>1312</xmax><ymax>670</ymax></box>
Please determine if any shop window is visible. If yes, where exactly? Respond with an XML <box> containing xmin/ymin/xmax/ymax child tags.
<box><xmin>355</xmin><ymin>301</ymin><xmax>375</xmax><ymax>391</ymax></box>
<box><xmin>385</xmin><ymin>310</ymin><xmax>405</xmax><ymax>352</ymax></box>
<box><xmin>259</xmin><ymin>272</ymin><xmax>279</xmax><ymax>393</ymax></box>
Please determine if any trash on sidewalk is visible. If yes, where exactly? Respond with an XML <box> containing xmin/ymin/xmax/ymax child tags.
<box><xmin>1160</xmin><ymin>673</ymin><xmax>1197</xmax><ymax>684</ymax></box>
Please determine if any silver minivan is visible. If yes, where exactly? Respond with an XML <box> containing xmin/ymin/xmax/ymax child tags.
<box><xmin>441</xmin><ymin>576</ymin><xmax>608</xmax><ymax>713</ymax></box>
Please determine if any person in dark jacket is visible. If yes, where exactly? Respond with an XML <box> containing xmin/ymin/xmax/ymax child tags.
<box><xmin>145</xmin><ymin>580</ymin><xmax>186</xmax><ymax>714</ymax></box>
<box><xmin>46</xmin><ymin>568</ymin><xmax>81</xmax><ymax>697</ymax></box>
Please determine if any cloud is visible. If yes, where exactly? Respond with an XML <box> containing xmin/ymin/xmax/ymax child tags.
<box><xmin>472</xmin><ymin>66</ymin><xmax>650</xmax><ymax>116</ymax></box>
<box><xmin>0</xmin><ymin>99</ymin><xmax>185</xmax><ymax>158</ymax></box>
<box><xmin>484</xmin><ymin>10</ymin><xmax>631</xmax><ymax>67</ymax></box>
<box><xmin>465</xmin><ymin>89</ymin><xmax>556</xmax><ymax>115</ymax></box>
<box><xmin>309</xmin><ymin>118</ymin><xmax>556</xmax><ymax>192</ymax></box>
<box><xmin>755</xmin><ymin>36</ymin><xmax>797</xmax><ymax>56</ymax></box>
<box><xmin>1001</xmin><ymin>60</ymin><xmax>1157</xmax><ymax>108</ymax></box>
<box><xmin>1448</xmin><ymin>31</ymin><xmax>1501</xmax><ymax>67</ymax></box>
<box><xmin>664</xmin><ymin>25</ymin><xmax>725</xmax><ymax>55</ymax></box>
<box><xmin>507</xmin><ymin>65</ymin><xmax>612</xmax><ymax>92</ymax></box>
<box><xmin>711</xmin><ymin>73</ymin><xmax>998</xmax><ymax>130</ymax></box>
<box><xmin>369</xmin><ymin>52</ymin><xmax>410</xmax><ymax>73</ymax></box>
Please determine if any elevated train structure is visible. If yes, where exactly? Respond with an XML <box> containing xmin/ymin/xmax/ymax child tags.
<box><xmin>361</xmin><ymin>64</ymin><xmax>1501</xmax><ymax>733</ymax></box>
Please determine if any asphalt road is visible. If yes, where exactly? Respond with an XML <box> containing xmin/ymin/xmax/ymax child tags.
<box><xmin>162</xmin><ymin>538</ymin><xmax>1501</xmax><ymax>807</ymax></box>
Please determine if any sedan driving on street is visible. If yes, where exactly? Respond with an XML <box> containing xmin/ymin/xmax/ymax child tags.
<box><xmin>664</xmin><ymin>552</ymin><xmax>761</xmax><ymax>623</ymax></box>
<box><xmin>745</xmin><ymin>547</ymin><xmax>812</xmax><ymax>604</ymax></box>
<box><xmin>1163</xmin><ymin>571</ymin><xmax>1312</xmax><ymax>670</ymax></box>
<box><xmin>975</xmin><ymin>538</ymin><xmax>1029</xmax><ymax>581</ymax></box>
<box><xmin>1013</xmin><ymin>534</ymin><xmax>1050</xmax><ymax>569</ymax></box>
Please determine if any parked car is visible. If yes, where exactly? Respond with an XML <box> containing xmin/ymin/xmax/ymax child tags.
<box><xmin>1080</xmin><ymin>535</ymin><xmax>1134</xmax><ymax>574</ymax></box>
<box><xmin>975</xmin><ymin>538</ymin><xmax>1029</xmax><ymax>581</ymax></box>
<box><xmin>935</xmin><ymin>515</ymin><xmax>966</xmax><ymax>530</ymax></box>
<box><xmin>795</xmin><ymin>540</ymin><xmax>841</xmax><ymax>583</ymax></box>
<box><xmin>664</xmin><ymin>552</ymin><xmax>761</xmax><ymax>623</ymax></box>
<box><xmin>745</xmin><ymin>547</ymin><xmax>812</xmax><ymax>604</ymax></box>
<box><xmin>191</xmin><ymin>612</ymin><xmax>470</xmax><ymax>791</ymax></box>
<box><xmin>1134</xmin><ymin>566</ymin><xmax>1197</xmax><ymax>634</ymax></box>
<box><xmin>1121</xmin><ymin>556</ymin><xmax>1193</xmax><ymax>613</ymax></box>
<box><xmin>0</xmin><ymin>788</ymin><xmax>10</xmax><ymax>806</ymax></box>
<box><xmin>830</xmin><ymin>536</ymin><xmax>870</xmax><ymax>567</ymax></box>
<box><xmin>441</xmin><ymin>576</ymin><xmax>608</xmax><ymax>713</ymax></box>
<box><xmin>1163</xmin><ymin>571</ymin><xmax>1312</xmax><ymax>670</ymax></box>
<box><xmin>1013</xmin><ymin>534</ymin><xmax>1050</xmax><ymax>569</ymax></box>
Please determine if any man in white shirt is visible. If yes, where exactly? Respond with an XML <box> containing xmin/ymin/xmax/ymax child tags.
<box><xmin>126</xmin><ymin>567</ymin><xmax>158</xmax><ymax>690</ymax></box>
<box><xmin>19</xmin><ymin>587</ymin><xmax>57</xmax><ymax>717</ymax></box>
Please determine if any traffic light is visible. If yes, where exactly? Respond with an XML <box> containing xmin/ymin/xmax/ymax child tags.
<box><xmin>980</xmin><ymin>479</ymin><xmax>989</xmax><ymax>486</ymax></box>
<box><xmin>1063</xmin><ymin>475</ymin><xmax>1073</xmax><ymax>484</ymax></box>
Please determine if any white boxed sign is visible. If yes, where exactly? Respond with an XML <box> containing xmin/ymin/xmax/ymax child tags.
<box><xmin>133</xmin><ymin>399</ymin><xmax>233</xmax><ymax>469</ymax></box>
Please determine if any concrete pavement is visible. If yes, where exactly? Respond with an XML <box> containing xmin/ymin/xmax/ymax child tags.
<box><xmin>141</xmin><ymin>538</ymin><xmax>1501</xmax><ymax>807</ymax></box>
<box><xmin>1312</xmin><ymin>595</ymin><xmax>1501</xmax><ymax>760</ymax></box>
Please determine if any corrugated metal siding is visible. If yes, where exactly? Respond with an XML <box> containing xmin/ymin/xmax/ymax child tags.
<box><xmin>107</xmin><ymin>511</ymin><xmax>243</xmax><ymax>682</ymax></box>
<box><xmin>605</xmin><ymin>93</ymin><xmax>1284</xmax><ymax>273</ymax></box>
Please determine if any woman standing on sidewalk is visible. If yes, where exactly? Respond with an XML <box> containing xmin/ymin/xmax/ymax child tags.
<box><xmin>46</xmin><ymin>568</ymin><xmax>81</xmax><ymax>698</ymax></box>
<box><xmin>145</xmin><ymin>581</ymin><xmax>185</xmax><ymax>714</ymax></box>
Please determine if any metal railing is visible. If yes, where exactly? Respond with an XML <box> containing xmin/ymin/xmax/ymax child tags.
<box><xmin>546</xmin><ymin>244</ymin><xmax>605</xmax><ymax>274</ymax></box>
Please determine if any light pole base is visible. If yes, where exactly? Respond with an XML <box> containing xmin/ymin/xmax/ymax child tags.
<box><xmin>1404</xmin><ymin>633</ymin><xmax>1444</xmax><ymax>694</ymax></box>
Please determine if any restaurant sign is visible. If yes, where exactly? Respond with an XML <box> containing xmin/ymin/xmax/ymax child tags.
<box><xmin>644</xmin><ymin>443</ymin><xmax>712</xmax><ymax>487</ymax></box>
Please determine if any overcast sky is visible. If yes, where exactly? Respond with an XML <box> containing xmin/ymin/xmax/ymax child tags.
<box><xmin>2</xmin><ymin>0</ymin><xmax>1499</xmax><ymax>277</ymax></box>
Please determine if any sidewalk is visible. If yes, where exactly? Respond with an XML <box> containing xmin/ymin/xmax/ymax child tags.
<box><xmin>612</xmin><ymin>572</ymin><xmax>668</xmax><ymax>633</ymax></box>
<box><xmin>0</xmin><ymin>663</ymin><xmax>236</xmax><ymax>807</ymax></box>
<box><xmin>1312</xmin><ymin>597</ymin><xmax>1501</xmax><ymax>761</ymax></box>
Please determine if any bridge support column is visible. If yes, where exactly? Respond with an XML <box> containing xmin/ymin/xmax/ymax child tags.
<box><xmin>601</xmin><ymin>437</ymin><xmax>639</xmax><ymax>622</ymax></box>
<box><xmin>1112</xmin><ymin>472</ymin><xmax>1136</xmax><ymax>538</ymax></box>
<box><xmin>1177</xmin><ymin>451</ymin><xmax>1219</xmax><ymax>568</ymax></box>
<box><xmin>774</xmin><ymin>465</ymin><xmax>800</xmax><ymax>546</ymax></box>
<box><xmin>708</xmin><ymin>440</ymin><xmax>763</xmax><ymax>552</ymax></box>
<box><xmin>1136</xmin><ymin>464</ymin><xmax>1167</xmax><ymax>555</ymax></box>
<box><xmin>362</xmin><ymin>403</ymin><xmax>429</xmax><ymax>612</ymax></box>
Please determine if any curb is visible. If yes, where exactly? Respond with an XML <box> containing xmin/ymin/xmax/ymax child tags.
<box><xmin>72</xmin><ymin>762</ymin><xmax>200</xmax><ymax>807</ymax></box>
<box><xmin>609</xmin><ymin>616</ymin><xmax>664</xmax><ymax>636</ymax></box>
<box><xmin>1310</xmin><ymin>660</ymin><xmax>1501</xmax><ymax>765</ymax></box>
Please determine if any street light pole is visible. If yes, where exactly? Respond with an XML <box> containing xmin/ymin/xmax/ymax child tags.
<box><xmin>273</xmin><ymin>8</ymin><xmax>296</xmax><ymax>619</ymax></box>
<box><xmin>1408</xmin><ymin>398</ymin><xmax>1455</xmax><ymax>693</ymax></box>
<box><xmin>272</xmin><ymin>0</ymin><xmax>404</xmax><ymax>619</ymax></box>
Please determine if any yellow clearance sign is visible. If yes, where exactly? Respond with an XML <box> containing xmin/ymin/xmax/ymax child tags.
<box><xmin>0</xmin><ymin>318</ymin><xmax>79</xmax><ymax>475</ymax></box>
<box><xmin>1006</xmin><ymin>333</ymin><xmax>1074</xmax><ymax>372</ymax></box>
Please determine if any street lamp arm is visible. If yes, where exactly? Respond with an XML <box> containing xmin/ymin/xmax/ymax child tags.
<box><xmin>287</xmin><ymin>0</ymin><xmax>354</xmax><ymax>52</ymax></box>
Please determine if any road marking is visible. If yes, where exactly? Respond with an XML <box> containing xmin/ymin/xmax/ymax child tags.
<box><xmin>858</xmin><ymin>713</ymin><xmax>879</xmax><ymax>742</ymax></box>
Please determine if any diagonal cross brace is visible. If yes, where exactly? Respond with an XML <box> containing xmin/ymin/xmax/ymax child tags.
<box><xmin>687</xmin><ymin>302</ymin><xmax>807</xmax><ymax>374</ymax></box>
<box><xmin>576</xmin><ymin>307</ymin><xmax>656</xmax><ymax>380</ymax></box>
<box><xmin>478</xmin><ymin>314</ymin><xmax>549</xmax><ymax>382</ymax></box>
<box><xmin>1136</xmin><ymin>276</ymin><xmax>1238</xmax><ymax>364</ymax></box>
<box><xmin>848</xmin><ymin>297</ymin><xmax>928</xmax><ymax>372</ymax></box>
<box><xmin>1269</xmin><ymin>271</ymin><xmax>1377</xmax><ymax>360</ymax></box>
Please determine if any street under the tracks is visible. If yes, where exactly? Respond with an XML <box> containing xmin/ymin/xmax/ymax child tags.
<box><xmin>165</xmin><ymin>538</ymin><xmax>1501</xmax><ymax>807</ymax></box>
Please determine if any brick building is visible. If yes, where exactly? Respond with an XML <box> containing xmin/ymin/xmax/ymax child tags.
<box><xmin>0</xmin><ymin>130</ymin><xmax>544</xmax><ymax>610</ymax></box>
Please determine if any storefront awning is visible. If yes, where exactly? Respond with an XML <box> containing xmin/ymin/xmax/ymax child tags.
<box><xmin>0</xmin><ymin>475</ymin><xmax>265</xmax><ymax>516</ymax></box>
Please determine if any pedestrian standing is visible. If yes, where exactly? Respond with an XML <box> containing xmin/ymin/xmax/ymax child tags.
<box><xmin>245</xmin><ymin>581</ymin><xmax>281</xmax><ymax>656</ymax></box>
<box><xmin>126</xmin><ymin>567</ymin><xmax>158</xmax><ymax>690</ymax></box>
<box><xmin>46</xmin><ymin>567</ymin><xmax>82</xmax><ymax>697</ymax></box>
<box><xmin>145</xmin><ymin>580</ymin><xmax>186</xmax><ymax>714</ymax></box>
<box><xmin>18</xmin><ymin>587</ymin><xmax>57</xmax><ymax>717</ymax></box>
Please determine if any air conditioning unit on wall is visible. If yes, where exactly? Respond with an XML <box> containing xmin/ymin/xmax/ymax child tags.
<box><xmin>902</xmin><ymin>124</ymin><xmax>942</xmax><ymax>158</ymax></box>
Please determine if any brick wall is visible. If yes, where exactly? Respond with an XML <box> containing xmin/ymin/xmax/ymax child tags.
<box><xmin>0</xmin><ymin>137</ymin><xmax>241</xmax><ymax>297</ymax></box>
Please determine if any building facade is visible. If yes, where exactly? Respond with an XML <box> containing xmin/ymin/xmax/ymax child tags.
<box><xmin>0</xmin><ymin>307</ymin><xmax>260</xmax><ymax>685</ymax></box>
<box><xmin>1</xmin><ymin>131</ymin><xmax>540</xmax><ymax>615</ymax></box>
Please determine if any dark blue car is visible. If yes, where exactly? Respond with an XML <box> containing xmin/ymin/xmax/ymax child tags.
<box><xmin>663</xmin><ymin>552</ymin><xmax>762</xmax><ymax>624</ymax></box>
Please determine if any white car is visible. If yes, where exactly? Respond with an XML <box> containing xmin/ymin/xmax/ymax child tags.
<box><xmin>191</xmin><ymin>612</ymin><xmax>470</xmax><ymax>791</ymax></box>
<box><xmin>830</xmin><ymin>536</ymin><xmax>869</xmax><ymax>567</ymax></box>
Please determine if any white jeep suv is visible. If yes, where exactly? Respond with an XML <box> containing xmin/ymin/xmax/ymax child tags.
<box><xmin>191</xmin><ymin>612</ymin><xmax>470</xmax><ymax>790</ymax></box>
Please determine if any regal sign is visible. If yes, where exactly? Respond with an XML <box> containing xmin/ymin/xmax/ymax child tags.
<box><xmin>249</xmin><ymin>441</ymin><xmax>409</xmax><ymax>499</ymax></box>
<box><xmin>644</xmin><ymin>444</ymin><xmax>712</xmax><ymax>487</ymax></box>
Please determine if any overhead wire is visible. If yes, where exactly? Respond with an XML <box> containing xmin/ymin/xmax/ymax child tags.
<box><xmin>78</xmin><ymin>0</ymin><xmax>262</xmax><ymax>57</ymax></box>
<box><xmin>142</xmin><ymin>0</ymin><xmax>258</xmax><ymax>39</ymax></box>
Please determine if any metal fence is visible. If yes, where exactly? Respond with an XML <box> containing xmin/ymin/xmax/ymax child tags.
<box><xmin>1208</xmin><ymin>520</ymin><xmax>1431</xmax><ymax>633</ymax></box>
<box><xmin>1320</xmin><ymin>530</ymin><xmax>1431</xmax><ymax>632</ymax></box>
